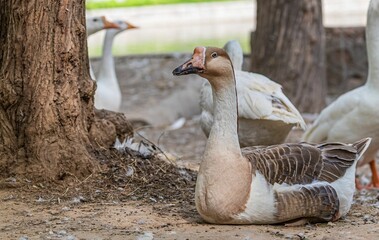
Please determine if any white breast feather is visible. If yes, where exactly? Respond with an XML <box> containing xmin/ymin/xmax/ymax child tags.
<box><xmin>235</xmin><ymin>172</ymin><xmax>276</xmax><ymax>224</ymax></box>
<box><xmin>330</xmin><ymin>161</ymin><xmax>358</xmax><ymax>217</ymax></box>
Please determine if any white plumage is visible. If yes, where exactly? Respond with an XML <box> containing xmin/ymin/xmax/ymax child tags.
<box><xmin>302</xmin><ymin>0</ymin><xmax>379</xmax><ymax>188</ymax></box>
<box><xmin>94</xmin><ymin>20</ymin><xmax>137</xmax><ymax>112</ymax></box>
<box><xmin>86</xmin><ymin>16</ymin><xmax>119</xmax><ymax>80</ymax></box>
<box><xmin>86</xmin><ymin>16</ymin><xmax>118</xmax><ymax>36</ymax></box>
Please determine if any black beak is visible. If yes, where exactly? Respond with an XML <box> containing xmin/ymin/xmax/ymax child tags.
<box><xmin>172</xmin><ymin>65</ymin><xmax>198</xmax><ymax>76</ymax></box>
<box><xmin>172</xmin><ymin>60</ymin><xmax>204</xmax><ymax>76</ymax></box>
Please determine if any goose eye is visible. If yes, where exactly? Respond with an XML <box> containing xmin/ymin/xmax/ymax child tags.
<box><xmin>211</xmin><ymin>52</ymin><xmax>218</xmax><ymax>58</ymax></box>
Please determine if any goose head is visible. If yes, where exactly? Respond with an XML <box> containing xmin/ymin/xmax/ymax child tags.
<box><xmin>111</xmin><ymin>20</ymin><xmax>138</xmax><ymax>34</ymax></box>
<box><xmin>173</xmin><ymin>46</ymin><xmax>235</xmax><ymax>89</ymax></box>
<box><xmin>223</xmin><ymin>40</ymin><xmax>243</xmax><ymax>71</ymax></box>
<box><xmin>86</xmin><ymin>16</ymin><xmax>119</xmax><ymax>36</ymax></box>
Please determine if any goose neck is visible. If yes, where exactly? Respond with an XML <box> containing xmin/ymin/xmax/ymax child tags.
<box><xmin>205</xmin><ymin>75</ymin><xmax>241</xmax><ymax>157</ymax></box>
<box><xmin>97</xmin><ymin>30</ymin><xmax>118</xmax><ymax>83</ymax></box>
<box><xmin>366</xmin><ymin>1</ymin><xmax>379</xmax><ymax>88</ymax></box>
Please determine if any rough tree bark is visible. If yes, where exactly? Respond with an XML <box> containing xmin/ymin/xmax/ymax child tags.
<box><xmin>251</xmin><ymin>0</ymin><xmax>326</xmax><ymax>113</ymax></box>
<box><xmin>0</xmin><ymin>0</ymin><xmax>132</xmax><ymax>180</ymax></box>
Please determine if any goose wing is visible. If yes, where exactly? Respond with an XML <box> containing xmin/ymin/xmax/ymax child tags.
<box><xmin>237</xmin><ymin>72</ymin><xmax>306</xmax><ymax>129</ymax></box>
<box><xmin>242</xmin><ymin>138</ymin><xmax>370</xmax><ymax>222</ymax></box>
<box><xmin>242</xmin><ymin>139</ymin><xmax>369</xmax><ymax>185</ymax></box>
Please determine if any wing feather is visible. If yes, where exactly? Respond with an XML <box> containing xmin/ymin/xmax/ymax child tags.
<box><xmin>243</xmin><ymin>142</ymin><xmax>360</xmax><ymax>185</ymax></box>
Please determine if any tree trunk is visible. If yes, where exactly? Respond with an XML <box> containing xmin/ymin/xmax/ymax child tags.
<box><xmin>0</xmin><ymin>0</ymin><xmax>132</xmax><ymax>180</ymax></box>
<box><xmin>251</xmin><ymin>0</ymin><xmax>326</xmax><ymax>113</ymax></box>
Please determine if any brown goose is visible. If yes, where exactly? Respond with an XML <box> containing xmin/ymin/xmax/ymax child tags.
<box><xmin>172</xmin><ymin>46</ymin><xmax>371</xmax><ymax>225</ymax></box>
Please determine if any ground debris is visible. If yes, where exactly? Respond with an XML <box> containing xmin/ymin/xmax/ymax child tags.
<box><xmin>9</xmin><ymin>147</ymin><xmax>197</xmax><ymax>218</ymax></box>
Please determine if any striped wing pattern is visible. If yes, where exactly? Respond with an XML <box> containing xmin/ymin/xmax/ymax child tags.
<box><xmin>242</xmin><ymin>141</ymin><xmax>364</xmax><ymax>222</ymax></box>
<box><xmin>243</xmin><ymin>142</ymin><xmax>358</xmax><ymax>185</ymax></box>
<box><xmin>274</xmin><ymin>184</ymin><xmax>339</xmax><ymax>223</ymax></box>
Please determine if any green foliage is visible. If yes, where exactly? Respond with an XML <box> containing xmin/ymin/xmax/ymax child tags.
<box><xmin>86</xmin><ymin>0</ymin><xmax>231</xmax><ymax>9</ymax></box>
<box><xmin>88</xmin><ymin>36</ymin><xmax>249</xmax><ymax>57</ymax></box>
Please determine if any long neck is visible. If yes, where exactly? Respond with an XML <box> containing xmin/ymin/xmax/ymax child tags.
<box><xmin>196</xmin><ymin>72</ymin><xmax>251</xmax><ymax>223</ymax></box>
<box><xmin>366</xmin><ymin>0</ymin><xmax>379</xmax><ymax>88</ymax></box>
<box><xmin>205</xmin><ymin>75</ymin><xmax>241</xmax><ymax>157</ymax></box>
<box><xmin>97</xmin><ymin>30</ymin><xmax>118</xmax><ymax>85</ymax></box>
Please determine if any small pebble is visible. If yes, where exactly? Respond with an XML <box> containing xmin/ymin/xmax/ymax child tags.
<box><xmin>363</xmin><ymin>214</ymin><xmax>371</xmax><ymax>221</ymax></box>
<box><xmin>137</xmin><ymin>231</ymin><xmax>154</xmax><ymax>240</ymax></box>
<box><xmin>243</xmin><ymin>237</ymin><xmax>253</xmax><ymax>240</ymax></box>
<box><xmin>36</xmin><ymin>197</ymin><xmax>45</xmax><ymax>203</ymax></box>
<box><xmin>352</xmin><ymin>212</ymin><xmax>362</xmax><ymax>217</ymax></box>
<box><xmin>71</xmin><ymin>196</ymin><xmax>85</xmax><ymax>204</ymax></box>
<box><xmin>137</xmin><ymin>219</ymin><xmax>146</xmax><ymax>225</ymax></box>
<box><xmin>57</xmin><ymin>230</ymin><xmax>67</xmax><ymax>236</ymax></box>
<box><xmin>296</xmin><ymin>233</ymin><xmax>305</xmax><ymax>239</ymax></box>
<box><xmin>6</xmin><ymin>177</ymin><xmax>17</xmax><ymax>182</ymax></box>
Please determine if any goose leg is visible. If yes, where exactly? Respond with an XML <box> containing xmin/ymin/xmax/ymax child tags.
<box><xmin>368</xmin><ymin>160</ymin><xmax>379</xmax><ymax>188</ymax></box>
<box><xmin>355</xmin><ymin>160</ymin><xmax>379</xmax><ymax>189</ymax></box>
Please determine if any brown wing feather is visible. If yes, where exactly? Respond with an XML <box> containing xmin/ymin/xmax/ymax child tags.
<box><xmin>242</xmin><ymin>142</ymin><xmax>359</xmax><ymax>185</ymax></box>
<box><xmin>275</xmin><ymin>184</ymin><xmax>339</xmax><ymax>223</ymax></box>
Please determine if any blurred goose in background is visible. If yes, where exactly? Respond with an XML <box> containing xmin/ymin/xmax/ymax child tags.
<box><xmin>200</xmin><ymin>40</ymin><xmax>306</xmax><ymax>147</ymax></box>
<box><xmin>94</xmin><ymin>20</ymin><xmax>138</xmax><ymax>112</ymax></box>
<box><xmin>223</xmin><ymin>40</ymin><xmax>243</xmax><ymax>71</ymax></box>
<box><xmin>86</xmin><ymin>16</ymin><xmax>119</xmax><ymax>36</ymax></box>
<box><xmin>173</xmin><ymin>46</ymin><xmax>371</xmax><ymax>225</ymax></box>
<box><xmin>86</xmin><ymin>16</ymin><xmax>119</xmax><ymax>79</ymax></box>
<box><xmin>302</xmin><ymin>0</ymin><xmax>379</xmax><ymax>189</ymax></box>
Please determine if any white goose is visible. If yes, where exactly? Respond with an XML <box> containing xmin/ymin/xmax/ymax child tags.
<box><xmin>200</xmin><ymin>41</ymin><xmax>306</xmax><ymax>147</ymax></box>
<box><xmin>94</xmin><ymin>20</ymin><xmax>137</xmax><ymax>112</ymax></box>
<box><xmin>86</xmin><ymin>16</ymin><xmax>119</xmax><ymax>80</ymax></box>
<box><xmin>86</xmin><ymin>16</ymin><xmax>119</xmax><ymax>36</ymax></box>
<box><xmin>173</xmin><ymin>46</ymin><xmax>371</xmax><ymax>225</ymax></box>
<box><xmin>223</xmin><ymin>40</ymin><xmax>243</xmax><ymax>71</ymax></box>
<box><xmin>302</xmin><ymin>0</ymin><xmax>379</xmax><ymax>189</ymax></box>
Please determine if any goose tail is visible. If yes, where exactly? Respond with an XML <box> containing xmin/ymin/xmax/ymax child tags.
<box><xmin>351</xmin><ymin>138</ymin><xmax>372</xmax><ymax>162</ymax></box>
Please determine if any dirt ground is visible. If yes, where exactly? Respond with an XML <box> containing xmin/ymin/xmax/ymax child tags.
<box><xmin>1</xmin><ymin>55</ymin><xmax>378</xmax><ymax>240</ymax></box>
<box><xmin>0</xmin><ymin>120</ymin><xmax>378</xmax><ymax>240</ymax></box>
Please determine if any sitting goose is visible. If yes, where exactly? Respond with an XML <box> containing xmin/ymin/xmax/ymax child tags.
<box><xmin>302</xmin><ymin>0</ymin><xmax>379</xmax><ymax>189</ymax></box>
<box><xmin>200</xmin><ymin>41</ymin><xmax>305</xmax><ymax>147</ymax></box>
<box><xmin>173</xmin><ymin>46</ymin><xmax>371</xmax><ymax>225</ymax></box>
<box><xmin>94</xmin><ymin>20</ymin><xmax>137</xmax><ymax>112</ymax></box>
